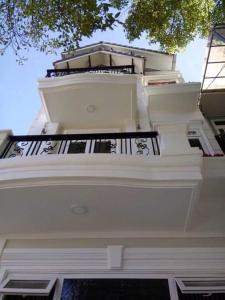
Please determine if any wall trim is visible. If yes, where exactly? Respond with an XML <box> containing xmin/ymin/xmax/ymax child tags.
<box><xmin>38</xmin><ymin>73</ymin><xmax>138</xmax><ymax>90</ymax></box>
<box><xmin>1</xmin><ymin>247</ymin><xmax>225</xmax><ymax>276</ymax></box>
<box><xmin>2</xmin><ymin>230</ymin><xmax>225</xmax><ymax>239</ymax></box>
<box><xmin>0</xmin><ymin>153</ymin><xmax>202</xmax><ymax>190</ymax></box>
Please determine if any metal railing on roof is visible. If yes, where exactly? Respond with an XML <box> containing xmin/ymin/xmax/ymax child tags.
<box><xmin>46</xmin><ymin>65</ymin><xmax>135</xmax><ymax>77</ymax></box>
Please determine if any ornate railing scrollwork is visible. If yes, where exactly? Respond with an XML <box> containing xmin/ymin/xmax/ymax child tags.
<box><xmin>8</xmin><ymin>142</ymin><xmax>29</xmax><ymax>158</ymax></box>
<box><xmin>40</xmin><ymin>141</ymin><xmax>57</xmax><ymax>155</ymax></box>
<box><xmin>0</xmin><ymin>131</ymin><xmax>159</xmax><ymax>159</ymax></box>
<box><xmin>46</xmin><ymin>65</ymin><xmax>135</xmax><ymax>77</ymax></box>
<box><xmin>109</xmin><ymin>139</ymin><xmax>117</xmax><ymax>154</ymax></box>
<box><xmin>135</xmin><ymin>138</ymin><xmax>150</xmax><ymax>156</ymax></box>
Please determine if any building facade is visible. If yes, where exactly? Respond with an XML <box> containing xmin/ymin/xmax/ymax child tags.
<box><xmin>0</xmin><ymin>41</ymin><xmax>225</xmax><ymax>299</ymax></box>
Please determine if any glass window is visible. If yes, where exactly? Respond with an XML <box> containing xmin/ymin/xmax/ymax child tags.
<box><xmin>94</xmin><ymin>141</ymin><xmax>111</xmax><ymax>153</ymax></box>
<box><xmin>188</xmin><ymin>138</ymin><xmax>204</xmax><ymax>152</ymax></box>
<box><xmin>61</xmin><ymin>279</ymin><xmax>170</xmax><ymax>300</ymax></box>
<box><xmin>68</xmin><ymin>141</ymin><xmax>86</xmax><ymax>154</ymax></box>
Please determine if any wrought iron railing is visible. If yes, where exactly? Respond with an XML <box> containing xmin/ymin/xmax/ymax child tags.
<box><xmin>46</xmin><ymin>65</ymin><xmax>135</xmax><ymax>77</ymax></box>
<box><xmin>0</xmin><ymin>132</ymin><xmax>160</xmax><ymax>159</ymax></box>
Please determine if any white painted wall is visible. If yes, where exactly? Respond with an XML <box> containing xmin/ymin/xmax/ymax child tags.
<box><xmin>29</xmin><ymin>71</ymin><xmax>224</xmax><ymax>159</ymax></box>
<box><xmin>28</xmin><ymin>108</ymin><xmax>60</xmax><ymax>135</ymax></box>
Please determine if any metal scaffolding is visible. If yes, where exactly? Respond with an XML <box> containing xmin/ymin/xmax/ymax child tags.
<box><xmin>202</xmin><ymin>24</ymin><xmax>225</xmax><ymax>92</ymax></box>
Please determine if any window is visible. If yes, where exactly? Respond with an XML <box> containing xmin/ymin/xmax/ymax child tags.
<box><xmin>211</xmin><ymin>118</ymin><xmax>225</xmax><ymax>154</ymax></box>
<box><xmin>68</xmin><ymin>141</ymin><xmax>86</xmax><ymax>154</ymax></box>
<box><xmin>211</xmin><ymin>118</ymin><xmax>225</xmax><ymax>135</ymax></box>
<box><xmin>94</xmin><ymin>141</ymin><xmax>111</xmax><ymax>153</ymax></box>
<box><xmin>214</xmin><ymin>121</ymin><xmax>225</xmax><ymax>126</ymax></box>
<box><xmin>61</xmin><ymin>279</ymin><xmax>170</xmax><ymax>300</ymax></box>
<box><xmin>188</xmin><ymin>138</ymin><xmax>204</xmax><ymax>152</ymax></box>
<box><xmin>187</xmin><ymin>129</ymin><xmax>212</xmax><ymax>156</ymax></box>
<box><xmin>0</xmin><ymin>277</ymin><xmax>56</xmax><ymax>299</ymax></box>
<box><xmin>176</xmin><ymin>278</ymin><xmax>225</xmax><ymax>293</ymax></box>
<box><xmin>3</xmin><ymin>292</ymin><xmax>55</xmax><ymax>300</ymax></box>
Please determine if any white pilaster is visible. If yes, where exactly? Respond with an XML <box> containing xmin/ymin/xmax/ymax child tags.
<box><xmin>137</xmin><ymin>78</ymin><xmax>151</xmax><ymax>131</ymax></box>
<box><xmin>157</xmin><ymin>124</ymin><xmax>202</xmax><ymax>156</ymax></box>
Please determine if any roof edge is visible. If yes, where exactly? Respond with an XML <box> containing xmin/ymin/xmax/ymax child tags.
<box><xmin>53</xmin><ymin>41</ymin><xmax>174</xmax><ymax>66</ymax></box>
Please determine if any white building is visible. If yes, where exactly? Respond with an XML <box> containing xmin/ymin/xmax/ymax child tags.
<box><xmin>0</xmin><ymin>41</ymin><xmax>225</xmax><ymax>300</ymax></box>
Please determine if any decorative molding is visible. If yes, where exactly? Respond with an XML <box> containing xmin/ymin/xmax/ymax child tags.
<box><xmin>59</xmin><ymin>41</ymin><xmax>173</xmax><ymax>59</ymax></box>
<box><xmin>107</xmin><ymin>246</ymin><xmax>123</xmax><ymax>269</ymax></box>
<box><xmin>145</xmin><ymin>82</ymin><xmax>201</xmax><ymax>96</ymax></box>
<box><xmin>1</xmin><ymin>247</ymin><xmax>225</xmax><ymax>276</ymax></box>
<box><xmin>143</xmin><ymin>71</ymin><xmax>184</xmax><ymax>84</ymax></box>
<box><xmin>2</xmin><ymin>230</ymin><xmax>225</xmax><ymax>240</ymax></box>
<box><xmin>0</xmin><ymin>153</ymin><xmax>202</xmax><ymax>190</ymax></box>
<box><xmin>55</xmin><ymin>49</ymin><xmax>144</xmax><ymax>65</ymax></box>
<box><xmin>38</xmin><ymin>73</ymin><xmax>138</xmax><ymax>89</ymax></box>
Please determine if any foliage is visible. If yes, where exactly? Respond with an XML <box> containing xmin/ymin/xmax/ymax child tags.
<box><xmin>0</xmin><ymin>0</ymin><xmax>123</xmax><ymax>61</ymax></box>
<box><xmin>1</xmin><ymin>0</ymin><xmax>225</xmax><ymax>60</ymax></box>
<box><xmin>125</xmin><ymin>0</ymin><xmax>216</xmax><ymax>53</ymax></box>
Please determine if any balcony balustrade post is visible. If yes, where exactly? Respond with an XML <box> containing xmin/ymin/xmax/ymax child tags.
<box><xmin>0</xmin><ymin>130</ymin><xmax>13</xmax><ymax>158</ymax></box>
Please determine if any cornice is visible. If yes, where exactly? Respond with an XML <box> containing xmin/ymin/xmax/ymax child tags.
<box><xmin>1</xmin><ymin>247</ymin><xmax>225</xmax><ymax>275</ymax></box>
<box><xmin>0</xmin><ymin>154</ymin><xmax>202</xmax><ymax>189</ymax></box>
<box><xmin>2</xmin><ymin>230</ymin><xmax>225</xmax><ymax>240</ymax></box>
<box><xmin>38</xmin><ymin>73</ymin><xmax>138</xmax><ymax>90</ymax></box>
<box><xmin>145</xmin><ymin>82</ymin><xmax>201</xmax><ymax>96</ymax></box>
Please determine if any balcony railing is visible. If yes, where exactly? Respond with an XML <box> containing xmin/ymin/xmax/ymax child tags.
<box><xmin>46</xmin><ymin>65</ymin><xmax>135</xmax><ymax>77</ymax></box>
<box><xmin>0</xmin><ymin>132</ymin><xmax>159</xmax><ymax>159</ymax></box>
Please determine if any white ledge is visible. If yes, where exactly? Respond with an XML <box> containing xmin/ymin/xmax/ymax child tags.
<box><xmin>2</xmin><ymin>247</ymin><xmax>225</xmax><ymax>275</ymax></box>
<box><xmin>145</xmin><ymin>82</ymin><xmax>201</xmax><ymax>96</ymax></box>
<box><xmin>0</xmin><ymin>154</ymin><xmax>202</xmax><ymax>189</ymax></box>
<box><xmin>38</xmin><ymin>73</ymin><xmax>138</xmax><ymax>89</ymax></box>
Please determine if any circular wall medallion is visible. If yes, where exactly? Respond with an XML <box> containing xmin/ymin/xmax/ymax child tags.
<box><xmin>86</xmin><ymin>104</ymin><xmax>96</xmax><ymax>113</ymax></box>
<box><xmin>71</xmin><ymin>204</ymin><xmax>88</xmax><ymax>215</ymax></box>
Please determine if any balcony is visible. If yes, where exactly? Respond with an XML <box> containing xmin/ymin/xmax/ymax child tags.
<box><xmin>0</xmin><ymin>131</ymin><xmax>159</xmax><ymax>159</ymax></box>
<box><xmin>0</xmin><ymin>129</ymin><xmax>205</xmax><ymax>237</ymax></box>
<box><xmin>38</xmin><ymin>72</ymin><xmax>137</xmax><ymax>131</ymax></box>
<box><xmin>46</xmin><ymin>65</ymin><xmax>135</xmax><ymax>78</ymax></box>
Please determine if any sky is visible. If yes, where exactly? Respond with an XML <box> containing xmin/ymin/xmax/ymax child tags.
<box><xmin>0</xmin><ymin>28</ymin><xmax>207</xmax><ymax>135</ymax></box>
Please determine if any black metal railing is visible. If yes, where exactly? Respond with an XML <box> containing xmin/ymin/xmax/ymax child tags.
<box><xmin>215</xmin><ymin>133</ymin><xmax>225</xmax><ymax>154</ymax></box>
<box><xmin>46</xmin><ymin>65</ymin><xmax>135</xmax><ymax>77</ymax></box>
<box><xmin>0</xmin><ymin>131</ymin><xmax>160</xmax><ymax>159</ymax></box>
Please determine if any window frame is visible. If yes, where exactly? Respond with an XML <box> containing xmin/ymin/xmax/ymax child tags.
<box><xmin>187</xmin><ymin>128</ymin><xmax>214</xmax><ymax>156</ymax></box>
<box><xmin>176</xmin><ymin>277</ymin><xmax>225</xmax><ymax>293</ymax></box>
<box><xmin>0</xmin><ymin>275</ymin><xmax>56</xmax><ymax>296</ymax></box>
<box><xmin>211</xmin><ymin>118</ymin><xmax>225</xmax><ymax>135</ymax></box>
